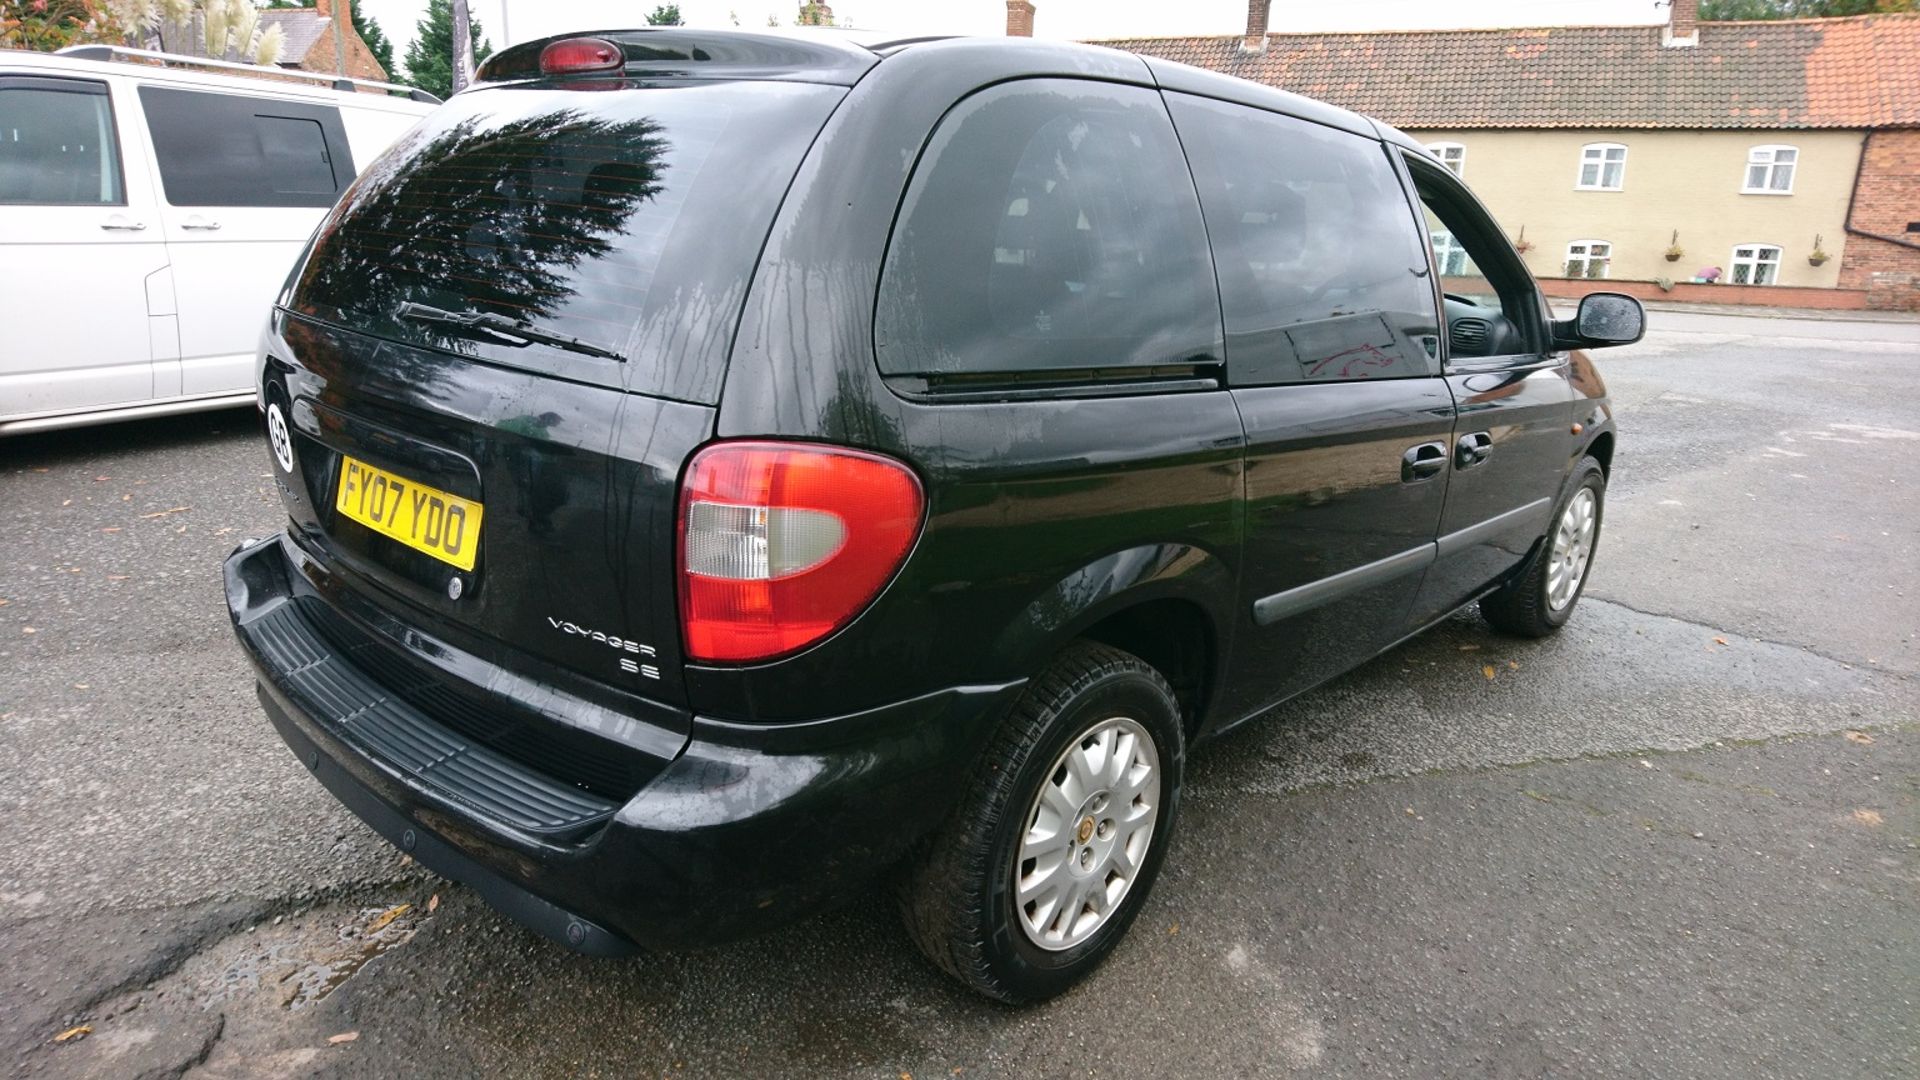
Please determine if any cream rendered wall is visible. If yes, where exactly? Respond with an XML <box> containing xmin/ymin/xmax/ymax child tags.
<box><xmin>1405</xmin><ymin>128</ymin><xmax>1865</xmax><ymax>288</ymax></box>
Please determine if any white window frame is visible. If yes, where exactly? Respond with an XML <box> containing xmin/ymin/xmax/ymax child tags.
<box><xmin>1430</xmin><ymin>230</ymin><xmax>1471</xmax><ymax>276</ymax></box>
<box><xmin>1729</xmin><ymin>243</ymin><xmax>1783</xmax><ymax>285</ymax></box>
<box><xmin>1426</xmin><ymin>141</ymin><xmax>1466</xmax><ymax>177</ymax></box>
<box><xmin>1576</xmin><ymin>142</ymin><xmax>1627</xmax><ymax>191</ymax></box>
<box><xmin>1742</xmin><ymin>144</ymin><xmax>1797</xmax><ymax>194</ymax></box>
<box><xmin>1564</xmin><ymin>239</ymin><xmax>1612</xmax><ymax>279</ymax></box>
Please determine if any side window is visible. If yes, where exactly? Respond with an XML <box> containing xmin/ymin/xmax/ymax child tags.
<box><xmin>875</xmin><ymin>79</ymin><xmax>1221</xmax><ymax>379</ymax></box>
<box><xmin>0</xmin><ymin>77</ymin><xmax>124</xmax><ymax>206</ymax></box>
<box><xmin>1406</xmin><ymin>155</ymin><xmax>1543</xmax><ymax>363</ymax></box>
<box><xmin>138</xmin><ymin>86</ymin><xmax>353</xmax><ymax>207</ymax></box>
<box><xmin>1168</xmin><ymin>92</ymin><xmax>1439</xmax><ymax>384</ymax></box>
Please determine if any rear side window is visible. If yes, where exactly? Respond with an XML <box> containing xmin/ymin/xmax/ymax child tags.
<box><xmin>291</xmin><ymin>81</ymin><xmax>844</xmax><ymax>399</ymax></box>
<box><xmin>138</xmin><ymin>86</ymin><xmax>352</xmax><ymax>207</ymax></box>
<box><xmin>0</xmin><ymin>77</ymin><xmax>123</xmax><ymax>206</ymax></box>
<box><xmin>875</xmin><ymin>79</ymin><xmax>1221</xmax><ymax>378</ymax></box>
<box><xmin>1168</xmin><ymin>93</ymin><xmax>1439</xmax><ymax>384</ymax></box>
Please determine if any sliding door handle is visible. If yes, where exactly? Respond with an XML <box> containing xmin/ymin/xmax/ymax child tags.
<box><xmin>1402</xmin><ymin>441</ymin><xmax>1448</xmax><ymax>483</ymax></box>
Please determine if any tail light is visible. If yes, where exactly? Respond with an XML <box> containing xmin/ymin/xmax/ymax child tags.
<box><xmin>678</xmin><ymin>441</ymin><xmax>925</xmax><ymax>664</ymax></box>
<box><xmin>539</xmin><ymin>37</ymin><xmax>624</xmax><ymax>77</ymax></box>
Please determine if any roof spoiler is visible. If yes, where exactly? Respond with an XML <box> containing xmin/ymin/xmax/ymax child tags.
<box><xmin>54</xmin><ymin>45</ymin><xmax>441</xmax><ymax>103</ymax></box>
<box><xmin>475</xmin><ymin>28</ymin><xmax>877</xmax><ymax>87</ymax></box>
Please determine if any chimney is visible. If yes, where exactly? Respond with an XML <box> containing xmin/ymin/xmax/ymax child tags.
<box><xmin>1663</xmin><ymin>0</ymin><xmax>1699</xmax><ymax>48</ymax></box>
<box><xmin>314</xmin><ymin>0</ymin><xmax>331</xmax><ymax>14</ymax></box>
<box><xmin>1241</xmin><ymin>0</ymin><xmax>1269</xmax><ymax>55</ymax></box>
<box><xmin>1006</xmin><ymin>1</ymin><xmax>1034</xmax><ymax>37</ymax></box>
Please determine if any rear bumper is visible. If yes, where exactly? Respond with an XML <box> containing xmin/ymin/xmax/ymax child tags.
<box><xmin>225</xmin><ymin>534</ymin><xmax>1023</xmax><ymax>951</ymax></box>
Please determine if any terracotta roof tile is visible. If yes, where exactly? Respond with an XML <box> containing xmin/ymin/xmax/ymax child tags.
<box><xmin>1096</xmin><ymin>14</ymin><xmax>1920</xmax><ymax>129</ymax></box>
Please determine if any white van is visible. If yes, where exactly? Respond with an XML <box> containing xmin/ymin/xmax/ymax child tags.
<box><xmin>0</xmin><ymin>46</ymin><xmax>435</xmax><ymax>435</ymax></box>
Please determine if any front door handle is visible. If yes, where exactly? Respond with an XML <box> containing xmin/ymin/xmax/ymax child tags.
<box><xmin>1456</xmin><ymin>431</ymin><xmax>1494</xmax><ymax>469</ymax></box>
<box><xmin>1402</xmin><ymin>441</ymin><xmax>1448</xmax><ymax>483</ymax></box>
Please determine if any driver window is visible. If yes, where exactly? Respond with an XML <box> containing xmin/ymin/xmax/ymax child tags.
<box><xmin>1408</xmin><ymin>160</ymin><xmax>1542</xmax><ymax>363</ymax></box>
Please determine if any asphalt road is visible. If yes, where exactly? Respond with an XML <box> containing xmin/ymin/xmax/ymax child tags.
<box><xmin>2</xmin><ymin>310</ymin><xmax>1915</xmax><ymax>1079</ymax></box>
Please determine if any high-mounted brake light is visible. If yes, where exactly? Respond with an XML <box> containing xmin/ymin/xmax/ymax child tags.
<box><xmin>539</xmin><ymin>37</ymin><xmax>623</xmax><ymax>77</ymax></box>
<box><xmin>678</xmin><ymin>442</ymin><xmax>925</xmax><ymax>664</ymax></box>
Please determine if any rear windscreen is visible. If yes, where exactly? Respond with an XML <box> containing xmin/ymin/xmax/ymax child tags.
<box><xmin>289</xmin><ymin>80</ymin><xmax>842</xmax><ymax>400</ymax></box>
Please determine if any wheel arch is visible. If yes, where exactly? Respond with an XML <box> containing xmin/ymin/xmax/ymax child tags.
<box><xmin>982</xmin><ymin>543</ymin><xmax>1235</xmax><ymax>739</ymax></box>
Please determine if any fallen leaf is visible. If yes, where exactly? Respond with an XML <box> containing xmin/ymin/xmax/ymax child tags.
<box><xmin>139</xmin><ymin>506</ymin><xmax>190</xmax><ymax>519</ymax></box>
<box><xmin>1457</xmin><ymin>644</ymin><xmax>1481</xmax><ymax>652</ymax></box>
<box><xmin>0</xmin><ymin>598</ymin><xmax>8</xmax><ymax>606</ymax></box>
<box><xmin>61</xmin><ymin>499</ymin><xmax>71</xmax><ymax>507</ymax></box>
<box><xmin>53</xmin><ymin>1025</ymin><xmax>91</xmax><ymax>1044</ymax></box>
<box><xmin>121</xmin><ymin>494</ymin><xmax>130</xmax><ymax>502</ymax></box>
<box><xmin>1507</xmin><ymin>660</ymin><xmax>1519</xmax><ymax>670</ymax></box>
<box><xmin>1852</xmin><ymin>809</ymin><xmax>1884</xmax><ymax>826</ymax></box>
<box><xmin>1713</xmin><ymin>636</ymin><xmax>1728</xmax><ymax>646</ymax></box>
<box><xmin>22</xmin><ymin>627</ymin><xmax>36</xmax><ymax>634</ymax></box>
<box><xmin>1167</xmin><ymin>923</ymin><xmax>1179</xmax><ymax>936</ymax></box>
<box><xmin>428</xmin><ymin>893</ymin><xmax>440</xmax><ymax>913</ymax></box>
<box><xmin>92</xmin><ymin>475</ymin><xmax>109</xmax><ymax>482</ymax></box>
<box><xmin>328</xmin><ymin>1031</ymin><xmax>359</xmax><ymax>1045</ymax></box>
<box><xmin>1482</xmin><ymin>665</ymin><xmax>1496</xmax><ymax>680</ymax></box>
<box><xmin>1845</xmin><ymin>731</ymin><xmax>1874</xmax><ymax>745</ymax></box>
<box><xmin>1404</xmin><ymin>806</ymin><xmax>1416</xmax><ymax>816</ymax></box>
<box><xmin>72</xmin><ymin>684</ymin><xmax>88</xmax><ymax>690</ymax></box>
<box><xmin>901</xmin><ymin>1072</ymin><xmax>913</xmax><ymax>1080</ymax></box>
<box><xmin>100</xmin><ymin>527</ymin><xmax>120</xmax><ymax>533</ymax></box>
<box><xmin>367</xmin><ymin>904</ymin><xmax>411</xmax><ymax>934</ymax></box>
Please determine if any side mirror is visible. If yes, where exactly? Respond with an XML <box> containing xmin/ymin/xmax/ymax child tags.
<box><xmin>1553</xmin><ymin>292</ymin><xmax>1646</xmax><ymax>349</ymax></box>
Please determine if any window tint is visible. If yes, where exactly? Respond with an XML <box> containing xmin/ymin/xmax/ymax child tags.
<box><xmin>0</xmin><ymin>78</ymin><xmax>123</xmax><ymax>206</ymax></box>
<box><xmin>1168</xmin><ymin>93</ymin><xmax>1439</xmax><ymax>384</ymax></box>
<box><xmin>291</xmin><ymin>81</ymin><xmax>845</xmax><ymax>400</ymax></box>
<box><xmin>139</xmin><ymin>86</ymin><xmax>351</xmax><ymax>207</ymax></box>
<box><xmin>875</xmin><ymin>79</ymin><xmax>1221</xmax><ymax>378</ymax></box>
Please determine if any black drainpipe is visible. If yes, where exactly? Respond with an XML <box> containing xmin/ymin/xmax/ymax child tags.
<box><xmin>1846</xmin><ymin>129</ymin><xmax>1920</xmax><ymax>253</ymax></box>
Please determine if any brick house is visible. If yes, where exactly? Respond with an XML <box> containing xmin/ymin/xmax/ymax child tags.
<box><xmin>1061</xmin><ymin>0</ymin><xmax>1920</xmax><ymax>310</ymax></box>
<box><xmin>259</xmin><ymin>0</ymin><xmax>390</xmax><ymax>84</ymax></box>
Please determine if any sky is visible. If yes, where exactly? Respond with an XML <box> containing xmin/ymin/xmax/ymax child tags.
<box><xmin>353</xmin><ymin>0</ymin><xmax>1664</xmax><ymax>79</ymax></box>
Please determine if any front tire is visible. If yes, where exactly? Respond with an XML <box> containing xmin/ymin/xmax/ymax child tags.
<box><xmin>1481</xmin><ymin>455</ymin><xmax>1606</xmax><ymax>637</ymax></box>
<box><xmin>899</xmin><ymin>642</ymin><xmax>1184</xmax><ymax>1003</ymax></box>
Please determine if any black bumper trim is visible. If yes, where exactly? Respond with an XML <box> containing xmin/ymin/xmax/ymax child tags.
<box><xmin>259</xmin><ymin>684</ymin><xmax>636</xmax><ymax>957</ymax></box>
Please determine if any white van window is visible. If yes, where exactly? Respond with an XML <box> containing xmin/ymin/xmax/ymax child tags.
<box><xmin>138</xmin><ymin>85</ymin><xmax>352</xmax><ymax>208</ymax></box>
<box><xmin>0</xmin><ymin>77</ymin><xmax>124</xmax><ymax>206</ymax></box>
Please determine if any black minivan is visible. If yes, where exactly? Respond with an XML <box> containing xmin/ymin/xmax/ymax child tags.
<box><xmin>225</xmin><ymin>29</ymin><xmax>1641</xmax><ymax>1002</ymax></box>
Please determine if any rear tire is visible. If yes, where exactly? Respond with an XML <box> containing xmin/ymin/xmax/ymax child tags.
<box><xmin>899</xmin><ymin>642</ymin><xmax>1184</xmax><ymax>1003</ymax></box>
<box><xmin>1481</xmin><ymin>455</ymin><xmax>1606</xmax><ymax>638</ymax></box>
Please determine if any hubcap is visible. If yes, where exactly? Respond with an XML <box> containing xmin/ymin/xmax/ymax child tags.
<box><xmin>1013</xmin><ymin>716</ymin><xmax>1161</xmax><ymax>952</ymax></box>
<box><xmin>1547</xmin><ymin>487</ymin><xmax>1597</xmax><ymax>611</ymax></box>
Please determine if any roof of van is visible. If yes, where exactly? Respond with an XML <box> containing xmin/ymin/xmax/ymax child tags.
<box><xmin>6</xmin><ymin>48</ymin><xmax>434</xmax><ymax>114</ymax></box>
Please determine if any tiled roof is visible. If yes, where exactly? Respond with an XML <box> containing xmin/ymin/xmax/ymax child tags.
<box><xmin>258</xmin><ymin>10</ymin><xmax>333</xmax><ymax>66</ymax></box>
<box><xmin>1096</xmin><ymin>14</ymin><xmax>1920</xmax><ymax>130</ymax></box>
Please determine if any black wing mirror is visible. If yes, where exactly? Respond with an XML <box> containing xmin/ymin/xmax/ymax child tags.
<box><xmin>1552</xmin><ymin>292</ymin><xmax>1646</xmax><ymax>349</ymax></box>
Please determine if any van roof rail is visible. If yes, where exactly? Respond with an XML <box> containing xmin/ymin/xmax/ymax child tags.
<box><xmin>53</xmin><ymin>44</ymin><xmax>441</xmax><ymax>103</ymax></box>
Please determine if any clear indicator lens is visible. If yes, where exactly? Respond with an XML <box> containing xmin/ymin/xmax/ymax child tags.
<box><xmin>684</xmin><ymin>502</ymin><xmax>847</xmax><ymax>580</ymax></box>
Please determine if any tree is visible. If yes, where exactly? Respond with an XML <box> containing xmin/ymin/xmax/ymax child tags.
<box><xmin>1700</xmin><ymin>0</ymin><xmax>1915</xmax><ymax>17</ymax></box>
<box><xmin>403</xmin><ymin>0</ymin><xmax>490</xmax><ymax>100</ymax></box>
<box><xmin>646</xmin><ymin>4</ymin><xmax>681</xmax><ymax>25</ymax></box>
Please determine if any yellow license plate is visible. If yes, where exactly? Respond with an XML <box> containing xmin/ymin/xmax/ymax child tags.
<box><xmin>335</xmin><ymin>455</ymin><xmax>483</xmax><ymax>571</ymax></box>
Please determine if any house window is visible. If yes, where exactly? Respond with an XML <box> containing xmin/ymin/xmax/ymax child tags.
<box><xmin>1743</xmin><ymin>145</ymin><xmax>1797</xmax><ymax>193</ymax></box>
<box><xmin>1729</xmin><ymin>243</ymin><xmax>1782</xmax><ymax>284</ymax></box>
<box><xmin>1565</xmin><ymin>240</ymin><xmax>1611</xmax><ymax>279</ymax></box>
<box><xmin>1426</xmin><ymin>141</ymin><xmax>1465</xmax><ymax>176</ymax></box>
<box><xmin>1430</xmin><ymin>230</ymin><xmax>1470</xmax><ymax>275</ymax></box>
<box><xmin>1577</xmin><ymin>143</ymin><xmax>1626</xmax><ymax>190</ymax></box>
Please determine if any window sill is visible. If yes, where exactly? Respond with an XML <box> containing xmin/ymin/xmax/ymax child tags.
<box><xmin>1739</xmin><ymin>188</ymin><xmax>1794</xmax><ymax>196</ymax></box>
<box><xmin>1573</xmin><ymin>186</ymin><xmax>1624</xmax><ymax>192</ymax></box>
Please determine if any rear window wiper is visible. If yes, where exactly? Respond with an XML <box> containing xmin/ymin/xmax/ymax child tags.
<box><xmin>396</xmin><ymin>302</ymin><xmax>625</xmax><ymax>363</ymax></box>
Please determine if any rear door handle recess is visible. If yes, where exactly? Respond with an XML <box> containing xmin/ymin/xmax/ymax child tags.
<box><xmin>1456</xmin><ymin>431</ymin><xmax>1493</xmax><ymax>469</ymax></box>
<box><xmin>1402</xmin><ymin>441</ymin><xmax>1448</xmax><ymax>483</ymax></box>
<box><xmin>181</xmin><ymin>219</ymin><xmax>222</xmax><ymax>231</ymax></box>
<box><xmin>99</xmin><ymin>219</ymin><xmax>146</xmax><ymax>231</ymax></box>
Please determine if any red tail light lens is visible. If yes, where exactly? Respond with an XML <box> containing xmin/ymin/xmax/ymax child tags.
<box><xmin>678</xmin><ymin>442</ymin><xmax>925</xmax><ymax>664</ymax></box>
<box><xmin>539</xmin><ymin>37</ymin><xmax>624</xmax><ymax>76</ymax></box>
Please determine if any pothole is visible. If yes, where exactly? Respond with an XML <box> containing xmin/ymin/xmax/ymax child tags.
<box><xmin>189</xmin><ymin>899</ymin><xmax>429</xmax><ymax>1011</ymax></box>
